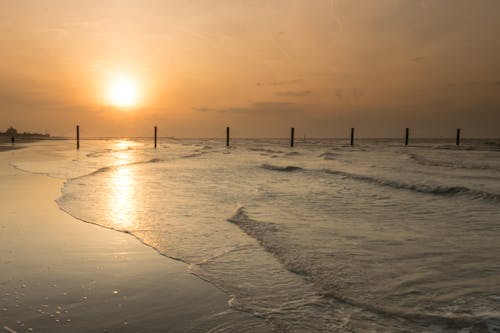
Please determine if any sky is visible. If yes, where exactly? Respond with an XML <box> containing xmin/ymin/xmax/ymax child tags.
<box><xmin>1</xmin><ymin>0</ymin><xmax>499</xmax><ymax>138</ymax></box>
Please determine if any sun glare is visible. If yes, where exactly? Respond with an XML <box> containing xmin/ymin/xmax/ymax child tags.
<box><xmin>107</xmin><ymin>76</ymin><xmax>139</xmax><ymax>108</ymax></box>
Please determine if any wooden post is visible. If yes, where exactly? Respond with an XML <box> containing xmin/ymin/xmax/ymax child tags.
<box><xmin>405</xmin><ymin>128</ymin><xmax>409</xmax><ymax>146</ymax></box>
<box><xmin>154</xmin><ymin>126</ymin><xmax>157</xmax><ymax>149</ymax></box>
<box><xmin>456</xmin><ymin>128</ymin><xmax>461</xmax><ymax>146</ymax></box>
<box><xmin>350</xmin><ymin>128</ymin><xmax>354</xmax><ymax>146</ymax></box>
<box><xmin>226</xmin><ymin>127</ymin><xmax>230</xmax><ymax>147</ymax></box>
<box><xmin>76</xmin><ymin>125</ymin><xmax>80</xmax><ymax>150</ymax></box>
<box><xmin>290</xmin><ymin>127</ymin><xmax>295</xmax><ymax>147</ymax></box>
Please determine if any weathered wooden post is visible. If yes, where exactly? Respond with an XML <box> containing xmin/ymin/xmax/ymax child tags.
<box><xmin>76</xmin><ymin>125</ymin><xmax>80</xmax><ymax>150</ymax></box>
<box><xmin>154</xmin><ymin>126</ymin><xmax>157</xmax><ymax>149</ymax></box>
<box><xmin>290</xmin><ymin>127</ymin><xmax>295</xmax><ymax>147</ymax></box>
<box><xmin>226</xmin><ymin>127</ymin><xmax>230</xmax><ymax>147</ymax></box>
<box><xmin>405</xmin><ymin>128</ymin><xmax>409</xmax><ymax>146</ymax></box>
<box><xmin>456</xmin><ymin>128</ymin><xmax>461</xmax><ymax>146</ymax></box>
<box><xmin>350</xmin><ymin>128</ymin><xmax>354</xmax><ymax>146</ymax></box>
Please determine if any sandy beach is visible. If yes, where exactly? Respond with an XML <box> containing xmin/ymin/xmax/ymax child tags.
<box><xmin>0</xmin><ymin>138</ymin><xmax>48</xmax><ymax>152</ymax></box>
<box><xmin>0</xmin><ymin>147</ymin><xmax>254</xmax><ymax>332</ymax></box>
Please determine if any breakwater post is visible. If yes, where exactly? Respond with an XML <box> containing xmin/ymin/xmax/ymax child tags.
<box><xmin>226</xmin><ymin>127</ymin><xmax>230</xmax><ymax>147</ymax></box>
<box><xmin>350</xmin><ymin>128</ymin><xmax>354</xmax><ymax>146</ymax></box>
<box><xmin>154</xmin><ymin>126</ymin><xmax>157</xmax><ymax>149</ymax></box>
<box><xmin>76</xmin><ymin>125</ymin><xmax>80</xmax><ymax>150</ymax></box>
<box><xmin>290</xmin><ymin>127</ymin><xmax>295</xmax><ymax>147</ymax></box>
<box><xmin>405</xmin><ymin>128</ymin><xmax>409</xmax><ymax>146</ymax></box>
<box><xmin>456</xmin><ymin>128</ymin><xmax>461</xmax><ymax>146</ymax></box>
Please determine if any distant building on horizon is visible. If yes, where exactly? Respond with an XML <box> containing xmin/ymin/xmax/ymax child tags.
<box><xmin>5</xmin><ymin>126</ymin><xmax>17</xmax><ymax>136</ymax></box>
<box><xmin>1</xmin><ymin>126</ymin><xmax>50</xmax><ymax>138</ymax></box>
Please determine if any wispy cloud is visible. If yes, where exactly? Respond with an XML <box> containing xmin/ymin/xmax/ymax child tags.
<box><xmin>0</xmin><ymin>21</ymin><xmax>13</xmax><ymax>27</ymax></box>
<box><xmin>335</xmin><ymin>88</ymin><xmax>365</xmax><ymax>100</ymax></box>
<box><xmin>257</xmin><ymin>78</ymin><xmax>304</xmax><ymax>87</ymax></box>
<box><xmin>276</xmin><ymin>90</ymin><xmax>311</xmax><ymax>97</ymax></box>
<box><xmin>411</xmin><ymin>56</ymin><xmax>425</xmax><ymax>62</ymax></box>
<box><xmin>194</xmin><ymin>102</ymin><xmax>302</xmax><ymax>114</ymax></box>
<box><xmin>34</xmin><ymin>28</ymin><xmax>68</xmax><ymax>35</ymax></box>
<box><xmin>61</xmin><ymin>20</ymin><xmax>103</xmax><ymax>29</ymax></box>
<box><xmin>329</xmin><ymin>0</ymin><xmax>344</xmax><ymax>31</ymax></box>
<box><xmin>34</xmin><ymin>20</ymin><xmax>103</xmax><ymax>35</ymax></box>
<box><xmin>446</xmin><ymin>81</ymin><xmax>500</xmax><ymax>88</ymax></box>
<box><xmin>352</xmin><ymin>88</ymin><xmax>365</xmax><ymax>99</ymax></box>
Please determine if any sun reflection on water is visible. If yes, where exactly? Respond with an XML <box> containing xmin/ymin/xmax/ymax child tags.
<box><xmin>108</xmin><ymin>166</ymin><xmax>137</xmax><ymax>228</ymax></box>
<box><xmin>107</xmin><ymin>141</ymin><xmax>138</xmax><ymax>229</ymax></box>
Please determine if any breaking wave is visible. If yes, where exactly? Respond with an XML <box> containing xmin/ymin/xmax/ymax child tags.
<box><xmin>323</xmin><ymin>168</ymin><xmax>500</xmax><ymax>203</ymax></box>
<box><xmin>227</xmin><ymin>207</ymin><xmax>500</xmax><ymax>332</ymax></box>
<box><xmin>260</xmin><ymin>162</ymin><xmax>500</xmax><ymax>203</ymax></box>
<box><xmin>408</xmin><ymin>153</ymin><xmax>500</xmax><ymax>171</ymax></box>
<box><xmin>260</xmin><ymin>163</ymin><xmax>303</xmax><ymax>172</ymax></box>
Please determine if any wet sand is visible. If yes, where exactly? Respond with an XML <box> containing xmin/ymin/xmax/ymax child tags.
<box><xmin>0</xmin><ymin>149</ymin><xmax>239</xmax><ymax>332</ymax></box>
<box><xmin>0</xmin><ymin>146</ymin><xmax>22</xmax><ymax>152</ymax></box>
<box><xmin>0</xmin><ymin>138</ymin><xmax>49</xmax><ymax>152</ymax></box>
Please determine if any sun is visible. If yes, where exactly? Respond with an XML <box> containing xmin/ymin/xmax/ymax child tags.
<box><xmin>107</xmin><ymin>75</ymin><xmax>139</xmax><ymax>108</ymax></box>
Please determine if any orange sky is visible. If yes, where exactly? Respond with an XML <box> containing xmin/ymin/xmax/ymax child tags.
<box><xmin>1</xmin><ymin>0</ymin><xmax>499</xmax><ymax>138</ymax></box>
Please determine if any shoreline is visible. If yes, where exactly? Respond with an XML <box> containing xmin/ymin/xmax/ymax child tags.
<box><xmin>0</xmin><ymin>148</ymin><xmax>261</xmax><ymax>332</ymax></box>
<box><xmin>0</xmin><ymin>137</ymin><xmax>51</xmax><ymax>152</ymax></box>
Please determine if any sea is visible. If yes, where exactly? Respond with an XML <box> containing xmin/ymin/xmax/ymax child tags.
<box><xmin>10</xmin><ymin>138</ymin><xmax>500</xmax><ymax>332</ymax></box>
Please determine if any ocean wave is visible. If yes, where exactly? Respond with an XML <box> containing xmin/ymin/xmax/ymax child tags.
<box><xmin>226</xmin><ymin>207</ymin><xmax>500</xmax><ymax>331</ymax></box>
<box><xmin>70</xmin><ymin>158</ymin><xmax>163</xmax><ymax>180</ymax></box>
<box><xmin>260</xmin><ymin>162</ymin><xmax>500</xmax><ymax>202</ymax></box>
<box><xmin>86</xmin><ymin>151</ymin><xmax>102</xmax><ymax>158</ymax></box>
<box><xmin>260</xmin><ymin>163</ymin><xmax>303</xmax><ymax>172</ymax></box>
<box><xmin>319</xmin><ymin>152</ymin><xmax>337</xmax><ymax>160</ymax></box>
<box><xmin>228</xmin><ymin>207</ymin><xmax>280</xmax><ymax>234</ymax></box>
<box><xmin>434</xmin><ymin>143</ymin><xmax>500</xmax><ymax>152</ymax></box>
<box><xmin>248</xmin><ymin>148</ymin><xmax>283</xmax><ymax>154</ymax></box>
<box><xmin>323</xmin><ymin>168</ymin><xmax>500</xmax><ymax>203</ymax></box>
<box><xmin>181</xmin><ymin>147</ymin><xmax>225</xmax><ymax>158</ymax></box>
<box><xmin>9</xmin><ymin>162</ymin><xmax>65</xmax><ymax>179</ymax></box>
<box><xmin>408</xmin><ymin>153</ymin><xmax>500</xmax><ymax>171</ymax></box>
<box><xmin>181</xmin><ymin>151</ymin><xmax>210</xmax><ymax>158</ymax></box>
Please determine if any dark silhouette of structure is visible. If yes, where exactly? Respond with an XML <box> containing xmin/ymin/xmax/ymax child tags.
<box><xmin>154</xmin><ymin>126</ymin><xmax>157</xmax><ymax>148</ymax></box>
<box><xmin>1</xmin><ymin>126</ymin><xmax>49</xmax><ymax>138</ymax></box>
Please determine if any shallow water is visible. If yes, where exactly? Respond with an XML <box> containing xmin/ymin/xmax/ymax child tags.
<box><xmin>12</xmin><ymin>138</ymin><xmax>500</xmax><ymax>332</ymax></box>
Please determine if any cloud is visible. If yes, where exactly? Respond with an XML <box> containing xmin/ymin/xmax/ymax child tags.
<box><xmin>0</xmin><ymin>78</ymin><xmax>91</xmax><ymax>114</ymax></box>
<box><xmin>0</xmin><ymin>86</ymin><xmax>61</xmax><ymax>109</ymax></box>
<box><xmin>34</xmin><ymin>20</ymin><xmax>103</xmax><ymax>35</ymax></box>
<box><xmin>257</xmin><ymin>78</ymin><xmax>304</xmax><ymax>87</ymax></box>
<box><xmin>194</xmin><ymin>102</ymin><xmax>303</xmax><ymax>114</ymax></box>
<box><xmin>34</xmin><ymin>28</ymin><xmax>68</xmax><ymax>36</ymax></box>
<box><xmin>411</xmin><ymin>56</ymin><xmax>425</xmax><ymax>62</ymax></box>
<box><xmin>61</xmin><ymin>20</ymin><xmax>103</xmax><ymax>29</ymax></box>
<box><xmin>446</xmin><ymin>81</ymin><xmax>500</xmax><ymax>88</ymax></box>
<box><xmin>334</xmin><ymin>88</ymin><xmax>364</xmax><ymax>100</ymax></box>
<box><xmin>276</xmin><ymin>90</ymin><xmax>311</xmax><ymax>97</ymax></box>
<box><xmin>352</xmin><ymin>88</ymin><xmax>365</xmax><ymax>99</ymax></box>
